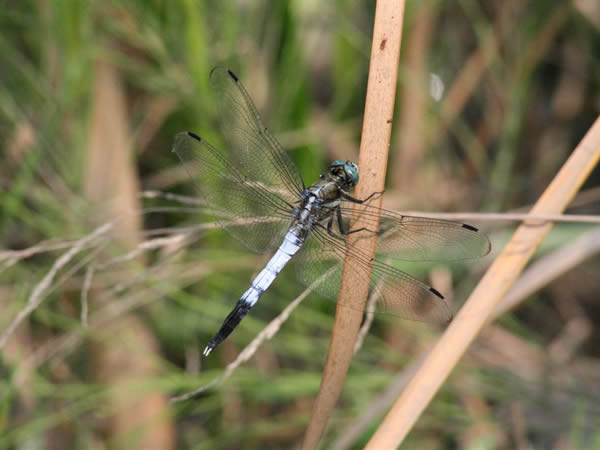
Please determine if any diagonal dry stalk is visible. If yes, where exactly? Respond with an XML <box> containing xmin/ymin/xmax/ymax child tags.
<box><xmin>365</xmin><ymin>116</ymin><xmax>600</xmax><ymax>448</ymax></box>
<box><xmin>301</xmin><ymin>1</ymin><xmax>406</xmax><ymax>448</ymax></box>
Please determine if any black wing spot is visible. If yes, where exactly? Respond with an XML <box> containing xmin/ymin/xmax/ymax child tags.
<box><xmin>462</xmin><ymin>223</ymin><xmax>479</xmax><ymax>232</ymax></box>
<box><xmin>227</xmin><ymin>69</ymin><xmax>239</xmax><ymax>82</ymax></box>
<box><xmin>187</xmin><ymin>131</ymin><xmax>203</xmax><ymax>142</ymax></box>
<box><xmin>429</xmin><ymin>287</ymin><xmax>444</xmax><ymax>299</ymax></box>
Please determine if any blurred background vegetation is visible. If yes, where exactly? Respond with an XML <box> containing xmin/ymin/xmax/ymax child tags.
<box><xmin>1</xmin><ymin>0</ymin><xmax>600</xmax><ymax>448</ymax></box>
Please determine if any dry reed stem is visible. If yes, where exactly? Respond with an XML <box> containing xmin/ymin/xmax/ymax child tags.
<box><xmin>302</xmin><ymin>1</ymin><xmax>405</xmax><ymax>448</ymax></box>
<box><xmin>86</xmin><ymin>60</ymin><xmax>174</xmax><ymax>448</ymax></box>
<box><xmin>365</xmin><ymin>116</ymin><xmax>600</xmax><ymax>448</ymax></box>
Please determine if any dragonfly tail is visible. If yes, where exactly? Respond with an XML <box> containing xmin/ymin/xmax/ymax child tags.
<box><xmin>203</xmin><ymin>299</ymin><xmax>253</xmax><ymax>356</ymax></box>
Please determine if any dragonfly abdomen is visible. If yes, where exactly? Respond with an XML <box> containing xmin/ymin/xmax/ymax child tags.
<box><xmin>203</xmin><ymin>231</ymin><xmax>304</xmax><ymax>356</ymax></box>
<box><xmin>249</xmin><ymin>231</ymin><xmax>303</xmax><ymax>298</ymax></box>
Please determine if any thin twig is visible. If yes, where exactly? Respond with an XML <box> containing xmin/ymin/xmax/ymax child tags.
<box><xmin>398</xmin><ymin>212</ymin><xmax>600</xmax><ymax>224</ymax></box>
<box><xmin>46</xmin><ymin>239</ymin><xmax>111</xmax><ymax>299</ymax></box>
<box><xmin>81</xmin><ymin>265</ymin><xmax>95</xmax><ymax>327</ymax></box>
<box><xmin>140</xmin><ymin>190</ymin><xmax>208</xmax><ymax>205</ymax></box>
<box><xmin>26</xmin><ymin>252</ymin><xmax>193</xmax><ymax>370</ymax></box>
<box><xmin>354</xmin><ymin>276</ymin><xmax>385</xmax><ymax>354</ymax></box>
<box><xmin>95</xmin><ymin>233</ymin><xmax>191</xmax><ymax>270</ymax></box>
<box><xmin>0</xmin><ymin>240</ymin><xmax>78</xmax><ymax>272</ymax></box>
<box><xmin>0</xmin><ymin>222</ymin><xmax>113</xmax><ymax>349</ymax></box>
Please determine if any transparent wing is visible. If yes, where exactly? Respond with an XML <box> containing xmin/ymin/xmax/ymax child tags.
<box><xmin>209</xmin><ymin>67</ymin><xmax>305</xmax><ymax>198</ymax></box>
<box><xmin>295</xmin><ymin>205</ymin><xmax>490</xmax><ymax>321</ymax></box>
<box><xmin>172</xmin><ymin>132</ymin><xmax>294</xmax><ymax>253</ymax></box>
<box><xmin>296</xmin><ymin>226</ymin><xmax>453</xmax><ymax>322</ymax></box>
<box><xmin>338</xmin><ymin>203</ymin><xmax>492</xmax><ymax>261</ymax></box>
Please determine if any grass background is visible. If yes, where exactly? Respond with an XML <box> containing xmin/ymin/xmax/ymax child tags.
<box><xmin>1</xmin><ymin>0</ymin><xmax>600</xmax><ymax>448</ymax></box>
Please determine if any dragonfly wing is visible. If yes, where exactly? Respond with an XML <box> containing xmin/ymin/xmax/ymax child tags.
<box><xmin>173</xmin><ymin>132</ymin><xmax>292</xmax><ymax>253</ymax></box>
<box><xmin>294</xmin><ymin>228</ymin><xmax>343</xmax><ymax>301</ymax></box>
<box><xmin>338</xmin><ymin>203</ymin><xmax>491</xmax><ymax>261</ymax></box>
<box><xmin>209</xmin><ymin>67</ymin><xmax>305</xmax><ymax>197</ymax></box>
<box><xmin>295</xmin><ymin>226</ymin><xmax>452</xmax><ymax>323</ymax></box>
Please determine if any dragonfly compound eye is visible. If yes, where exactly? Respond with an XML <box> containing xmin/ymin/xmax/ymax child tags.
<box><xmin>344</xmin><ymin>162</ymin><xmax>359</xmax><ymax>186</ymax></box>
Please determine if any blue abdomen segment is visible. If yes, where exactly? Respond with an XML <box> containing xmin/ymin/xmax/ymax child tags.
<box><xmin>203</xmin><ymin>231</ymin><xmax>303</xmax><ymax>356</ymax></box>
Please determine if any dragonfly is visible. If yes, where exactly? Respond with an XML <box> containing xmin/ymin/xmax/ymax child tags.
<box><xmin>173</xmin><ymin>67</ymin><xmax>491</xmax><ymax>357</ymax></box>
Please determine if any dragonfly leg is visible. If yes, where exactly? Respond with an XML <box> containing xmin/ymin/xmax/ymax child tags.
<box><xmin>335</xmin><ymin>207</ymin><xmax>379</xmax><ymax>236</ymax></box>
<box><xmin>340</xmin><ymin>190</ymin><xmax>384</xmax><ymax>204</ymax></box>
<box><xmin>324</xmin><ymin>217</ymin><xmax>345</xmax><ymax>241</ymax></box>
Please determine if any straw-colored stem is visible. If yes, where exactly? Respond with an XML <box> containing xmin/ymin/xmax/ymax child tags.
<box><xmin>365</xmin><ymin>116</ymin><xmax>600</xmax><ymax>448</ymax></box>
<box><xmin>301</xmin><ymin>1</ymin><xmax>405</xmax><ymax>448</ymax></box>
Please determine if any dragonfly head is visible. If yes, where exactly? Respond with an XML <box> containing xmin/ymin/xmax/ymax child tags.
<box><xmin>330</xmin><ymin>160</ymin><xmax>359</xmax><ymax>188</ymax></box>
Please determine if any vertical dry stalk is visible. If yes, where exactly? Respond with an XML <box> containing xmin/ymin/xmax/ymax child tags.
<box><xmin>365</xmin><ymin>116</ymin><xmax>600</xmax><ymax>448</ymax></box>
<box><xmin>301</xmin><ymin>1</ymin><xmax>406</xmax><ymax>448</ymax></box>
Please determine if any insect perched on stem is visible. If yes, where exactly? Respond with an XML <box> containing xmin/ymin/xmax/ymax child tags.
<box><xmin>173</xmin><ymin>68</ymin><xmax>491</xmax><ymax>356</ymax></box>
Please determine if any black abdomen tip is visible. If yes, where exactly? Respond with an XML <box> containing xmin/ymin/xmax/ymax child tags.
<box><xmin>462</xmin><ymin>223</ymin><xmax>479</xmax><ymax>232</ymax></box>
<box><xmin>429</xmin><ymin>287</ymin><xmax>444</xmax><ymax>299</ymax></box>
<box><xmin>227</xmin><ymin>69</ymin><xmax>239</xmax><ymax>82</ymax></box>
